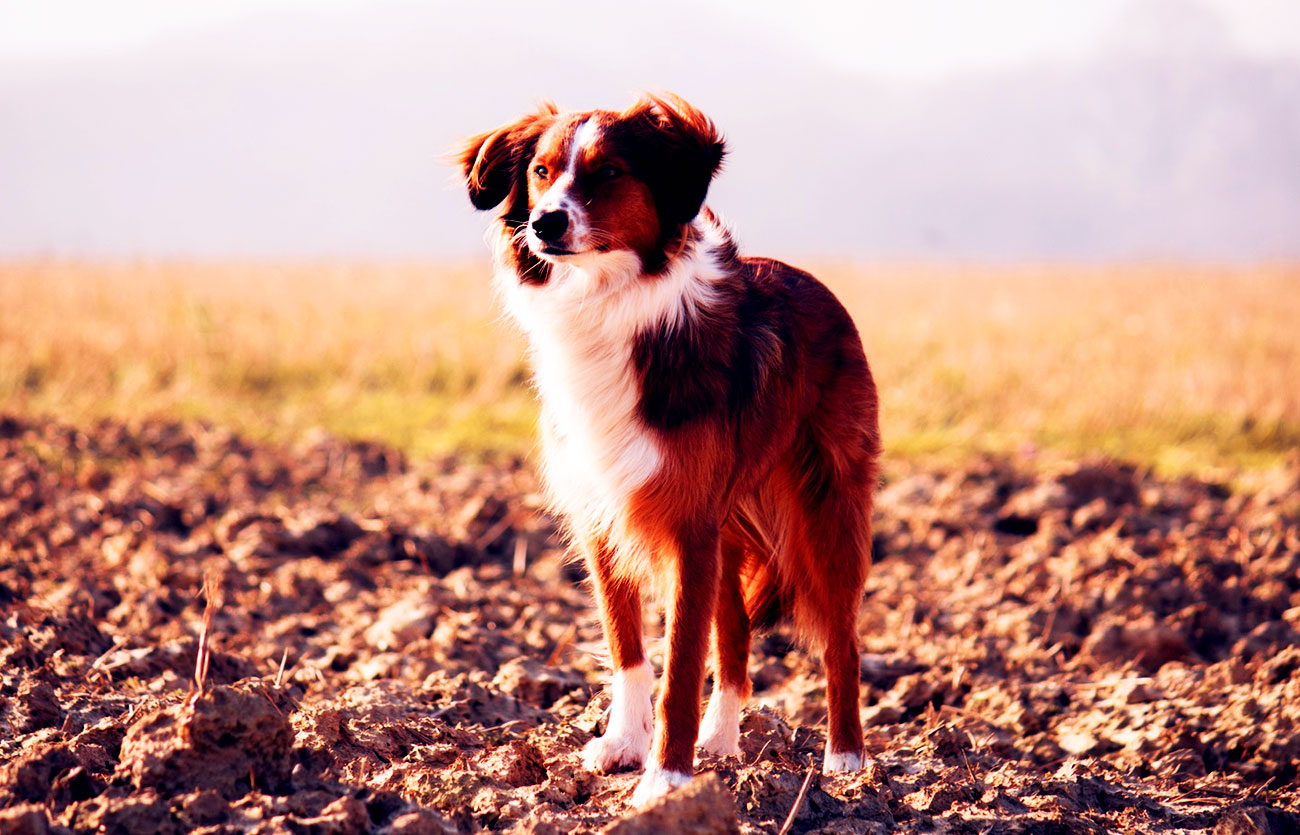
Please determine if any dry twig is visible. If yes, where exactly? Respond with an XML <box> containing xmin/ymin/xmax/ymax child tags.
<box><xmin>180</xmin><ymin>569</ymin><xmax>222</xmax><ymax>743</ymax></box>
<box><xmin>777</xmin><ymin>761</ymin><xmax>817</xmax><ymax>835</ymax></box>
<box><xmin>513</xmin><ymin>535</ymin><xmax>528</xmax><ymax>576</ymax></box>
<box><xmin>275</xmin><ymin>647</ymin><xmax>289</xmax><ymax>688</ymax></box>
<box><xmin>546</xmin><ymin>623</ymin><xmax>579</xmax><ymax>667</ymax></box>
<box><xmin>194</xmin><ymin>569</ymin><xmax>221</xmax><ymax>696</ymax></box>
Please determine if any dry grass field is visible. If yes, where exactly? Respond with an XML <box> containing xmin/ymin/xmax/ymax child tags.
<box><xmin>2</xmin><ymin>259</ymin><xmax>1297</xmax><ymax>476</ymax></box>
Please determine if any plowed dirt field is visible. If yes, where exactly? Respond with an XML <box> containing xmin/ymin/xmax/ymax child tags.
<box><xmin>2</xmin><ymin>416</ymin><xmax>1298</xmax><ymax>833</ymax></box>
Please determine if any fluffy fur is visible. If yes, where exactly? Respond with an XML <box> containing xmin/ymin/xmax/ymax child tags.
<box><xmin>459</xmin><ymin>92</ymin><xmax>881</xmax><ymax>805</ymax></box>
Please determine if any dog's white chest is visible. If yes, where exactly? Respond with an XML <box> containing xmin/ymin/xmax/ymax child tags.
<box><xmin>496</xmin><ymin>254</ymin><xmax>668</xmax><ymax>530</ymax></box>
<box><xmin>532</xmin><ymin>333</ymin><xmax>661</xmax><ymax>530</ymax></box>
<box><xmin>493</xmin><ymin>226</ymin><xmax>726</xmax><ymax>531</ymax></box>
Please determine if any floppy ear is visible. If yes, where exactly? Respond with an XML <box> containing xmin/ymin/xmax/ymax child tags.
<box><xmin>457</xmin><ymin>103</ymin><xmax>558</xmax><ymax>212</ymax></box>
<box><xmin>620</xmin><ymin>92</ymin><xmax>726</xmax><ymax>227</ymax></box>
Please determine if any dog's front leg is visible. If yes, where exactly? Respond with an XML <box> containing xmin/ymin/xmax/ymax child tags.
<box><xmin>631</xmin><ymin>521</ymin><xmax>720</xmax><ymax>806</ymax></box>
<box><xmin>582</xmin><ymin>537</ymin><xmax>653</xmax><ymax>773</ymax></box>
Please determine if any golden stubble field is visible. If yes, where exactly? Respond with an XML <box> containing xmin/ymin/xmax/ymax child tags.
<box><xmin>2</xmin><ymin>259</ymin><xmax>1297</xmax><ymax>476</ymax></box>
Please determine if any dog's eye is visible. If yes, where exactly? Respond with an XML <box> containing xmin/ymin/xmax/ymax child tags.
<box><xmin>533</xmin><ymin>164</ymin><xmax>549</xmax><ymax>179</ymax></box>
<box><xmin>598</xmin><ymin>165</ymin><xmax>621</xmax><ymax>181</ymax></box>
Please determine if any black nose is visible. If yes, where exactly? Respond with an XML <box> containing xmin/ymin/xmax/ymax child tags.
<box><xmin>531</xmin><ymin>210</ymin><xmax>568</xmax><ymax>243</ymax></box>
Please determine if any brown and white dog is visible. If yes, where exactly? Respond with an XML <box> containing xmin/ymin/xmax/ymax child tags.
<box><xmin>458</xmin><ymin>93</ymin><xmax>880</xmax><ymax>805</ymax></box>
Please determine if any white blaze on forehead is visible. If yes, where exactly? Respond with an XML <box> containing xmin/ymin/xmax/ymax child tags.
<box><xmin>532</xmin><ymin>117</ymin><xmax>603</xmax><ymax>248</ymax></box>
<box><xmin>567</xmin><ymin>118</ymin><xmax>601</xmax><ymax>174</ymax></box>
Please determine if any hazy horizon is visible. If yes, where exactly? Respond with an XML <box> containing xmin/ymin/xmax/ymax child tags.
<box><xmin>3</xmin><ymin>0</ymin><xmax>1299</xmax><ymax>261</ymax></box>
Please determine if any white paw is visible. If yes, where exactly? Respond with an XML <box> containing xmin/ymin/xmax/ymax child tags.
<box><xmin>823</xmin><ymin>750</ymin><xmax>865</xmax><ymax>773</ymax></box>
<box><xmin>584</xmin><ymin>662</ymin><xmax>654</xmax><ymax>773</ymax></box>
<box><xmin>697</xmin><ymin>723</ymin><xmax>740</xmax><ymax>757</ymax></box>
<box><xmin>697</xmin><ymin>687</ymin><xmax>743</xmax><ymax>756</ymax></box>
<box><xmin>630</xmin><ymin>765</ymin><xmax>692</xmax><ymax>807</ymax></box>
<box><xmin>583</xmin><ymin>725</ymin><xmax>651</xmax><ymax>772</ymax></box>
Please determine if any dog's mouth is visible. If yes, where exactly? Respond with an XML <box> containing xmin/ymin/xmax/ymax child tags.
<box><xmin>538</xmin><ymin>245</ymin><xmax>577</xmax><ymax>256</ymax></box>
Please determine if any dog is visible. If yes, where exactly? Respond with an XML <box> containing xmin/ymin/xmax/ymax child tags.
<box><xmin>458</xmin><ymin>93</ymin><xmax>880</xmax><ymax>806</ymax></box>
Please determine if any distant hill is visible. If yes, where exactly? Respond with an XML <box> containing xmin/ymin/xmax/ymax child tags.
<box><xmin>2</xmin><ymin>0</ymin><xmax>1297</xmax><ymax>259</ymax></box>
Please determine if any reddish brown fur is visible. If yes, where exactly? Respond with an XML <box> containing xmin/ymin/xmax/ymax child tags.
<box><xmin>620</xmin><ymin>254</ymin><xmax>880</xmax><ymax>771</ymax></box>
<box><xmin>582</xmin><ymin>534</ymin><xmax>646</xmax><ymax>672</ymax></box>
<box><xmin>460</xmin><ymin>93</ymin><xmax>881</xmax><ymax>782</ymax></box>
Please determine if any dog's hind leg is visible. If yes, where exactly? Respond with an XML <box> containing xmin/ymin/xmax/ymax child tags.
<box><xmin>810</xmin><ymin>494</ymin><xmax>872</xmax><ymax>772</ymax></box>
<box><xmin>822</xmin><ymin>612</ymin><xmax>865</xmax><ymax>771</ymax></box>
<box><xmin>785</xmin><ymin>430</ymin><xmax>875</xmax><ymax>773</ymax></box>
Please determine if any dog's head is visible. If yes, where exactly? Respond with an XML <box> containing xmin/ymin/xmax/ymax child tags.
<box><xmin>459</xmin><ymin>93</ymin><xmax>725</xmax><ymax>274</ymax></box>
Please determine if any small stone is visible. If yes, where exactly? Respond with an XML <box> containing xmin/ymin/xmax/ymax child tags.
<box><xmin>492</xmin><ymin>657</ymin><xmax>586</xmax><ymax>709</ymax></box>
<box><xmin>1213</xmin><ymin>803</ymin><xmax>1300</xmax><ymax>835</ymax></box>
<box><xmin>1057</xmin><ymin>731</ymin><xmax>1101</xmax><ymax>756</ymax></box>
<box><xmin>604</xmin><ymin>773</ymin><xmax>739</xmax><ymax>834</ymax></box>
<box><xmin>381</xmin><ymin>810</ymin><xmax>457</xmax><ymax>835</ymax></box>
<box><xmin>294</xmin><ymin>796</ymin><xmax>369</xmax><ymax>835</ymax></box>
<box><xmin>365</xmin><ymin>596</ymin><xmax>436</xmax><ymax>651</ymax></box>
<box><xmin>0</xmin><ymin>804</ymin><xmax>50</xmax><ymax>835</ymax></box>
<box><xmin>477</xmin><ymin>739</ymin><xmax>548</xmax><ymax>787</ymax></box>
<box><xmin>1156</xmin><ymin>748</ymin><xmax>1206</xmax><ymax>779</ymax></box>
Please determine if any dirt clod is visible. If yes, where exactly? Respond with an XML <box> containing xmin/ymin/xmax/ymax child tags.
<box><xmin>492</xmin><ymin>657</ymin><xmax>587</xmax><ymax>708</ymax></box>
<box><xmin>13</xmin><ymin>679</ymin><xmax>62</xmax><ymax>734</ymax></box>
<box><xmin>117</xmin><ymin>684</ymin><xmax>293</xmax><ymax>798</ymax></box>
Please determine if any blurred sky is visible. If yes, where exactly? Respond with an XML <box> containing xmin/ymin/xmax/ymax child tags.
<box><xmin>4</xmin><ymin>0</ymin><xmax>1298</xmax><ymax>75</ymax></box>
<box><xmin>2</xmin><ymin>0</ymin><xmax>1298</xmax><ymax>259</ymax></box>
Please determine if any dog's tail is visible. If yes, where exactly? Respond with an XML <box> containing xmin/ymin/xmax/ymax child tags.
<box><xmin>728</xmin><ymin>501</ymin><xmax>786</xmax><ymax>631</ymax></box>
<box><xmin>741</xmin><ymin>558</ymin><xmax>784</xmax><ymax>631</ymax></box>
